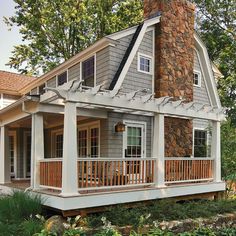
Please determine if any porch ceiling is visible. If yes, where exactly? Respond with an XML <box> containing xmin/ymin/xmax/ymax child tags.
<box><xmin>40</xmin><ymin>80</ymin><xmax>225</xmax><ymax>121</ymax></box>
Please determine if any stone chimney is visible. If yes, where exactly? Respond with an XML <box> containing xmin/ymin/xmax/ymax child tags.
<box><xmin>144</xmin><ymin>0</ymin><xmax>195</xmax><ymax>157</ymax></box>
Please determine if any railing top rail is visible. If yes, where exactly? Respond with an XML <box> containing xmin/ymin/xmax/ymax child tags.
<box><xmin>39</xmin><ymin>157</ymin><xmax>156</xmax><ymax>162</ymax></box>
<box><xmin>77</xmin><ymin>157</ymin><xmax>155</xmax><ymax>161</ymax></box>
<box><xmin>39</xmin><ymin>158</ymin><xmax>62</xmax><ymax>162</ymax></box>
<box><xmin>165</xmin><ymin>157</ymin><xmax>214</xmax><ymax>161</ymax></box>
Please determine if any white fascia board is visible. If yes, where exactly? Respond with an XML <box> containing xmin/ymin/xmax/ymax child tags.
<box><xmin>194</xmin><ymin>33</ymin><xmax>221</xmax><ymax>108</ymax></box>
<box><xmin>113</xmin><ymin>16</ymin><xmax>160</xmax><ymax>90</ymax></box>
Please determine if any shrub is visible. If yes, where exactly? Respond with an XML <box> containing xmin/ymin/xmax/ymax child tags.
<box><xmin>0</xmin><ymin>190</ymin><xmax>43</xmax><ymax>223</ymax></box>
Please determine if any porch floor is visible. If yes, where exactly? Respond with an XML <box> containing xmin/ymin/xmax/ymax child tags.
<box><xmin>0</xmin><ymin>180</ymin><xmax>155</xmax><ymax>196</ymax></box>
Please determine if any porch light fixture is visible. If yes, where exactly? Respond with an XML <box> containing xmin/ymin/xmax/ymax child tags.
<box><xmin>115</xmin><ymin>122</ymin><xmax>126</xmax><ymax>132</ymax></box>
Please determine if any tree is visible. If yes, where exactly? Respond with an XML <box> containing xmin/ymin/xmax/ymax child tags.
<box><xmin>4</xmin><ymin>0</ymin><xmax>143</xmax><ymax>75</ymax></box>
<box><xmin>221</xmin><ymin>119</ymin><xmax>236</xmax><ymax>193</ymax></box>
<box><xmin>194</xmin><ymin>0</ymin><xmax>236</xmax><ymax>125</ymax></box>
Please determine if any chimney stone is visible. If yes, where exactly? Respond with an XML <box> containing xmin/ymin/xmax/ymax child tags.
<box><xmin>144</xmin><ymin>0</ymin><xmax>195</xmax><ymax>157</ymax></box>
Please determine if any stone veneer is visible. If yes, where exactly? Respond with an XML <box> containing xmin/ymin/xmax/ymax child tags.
<box><xmin>144</xmin><ymin>0</ymin><xmax>195</xmax><ymax>157</ymax></box>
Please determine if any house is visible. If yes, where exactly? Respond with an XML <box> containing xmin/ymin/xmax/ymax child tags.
<box><xmin>0</xmin><ymin>0</ymin><xmax>225</xmax><ymax>214</ymax></box>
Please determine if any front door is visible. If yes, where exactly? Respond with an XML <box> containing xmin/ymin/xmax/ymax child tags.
<box><xmin>123</xmin><ymin>122</ymin><xmax>146</xmax><ymax>183</ymax></box>
<box><xmin>78</xmin><ymin>122</ymin><xmax>100</xmax><ymax>158</ymax></box>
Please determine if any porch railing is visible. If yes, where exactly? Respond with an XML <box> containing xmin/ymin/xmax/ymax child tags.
<box><xmin>77</xmin><ymin>158</ymin><xmax>155</xmax><ymax>189</ymax></box>
<box><xmin>39</xmin><ymin>158</ymin><xmax>62</xmax><ymax>190</ymax></box>
<box><xmin>165</xmin><ymin>157</ymin><xmax>214</xmax><ymax>184</ymax></box>
<box><xmin>39</xmin><ymin>157</ymin><xmax>215</xmax><ymax>191</ymax></box>
<box><xmin>39</xmin><ymin>158</ymin><xmax>155</xmax><ymax>190</ymax></box>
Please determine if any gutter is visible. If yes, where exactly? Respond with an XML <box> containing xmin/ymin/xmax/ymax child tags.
<box><xmin>0</xmin><ymin>95</ymin><xmax>40</xmax><ymax>116</ymax></box>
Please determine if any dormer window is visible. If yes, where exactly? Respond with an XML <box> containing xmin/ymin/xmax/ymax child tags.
<box><xmin>138</xmin><ymin>53</ymin><xmax>152</xmax><ymax>74</ymax></box>
<box><xmin>82</xmin><ymin>56</ymin><xmax>95</xmax><ymax>87</ymax></box>
<box><xmin>57</xmin><ymin>71</ymin><xmax>67</xmax><ymax>86</ymax></box>
<box><xmin>193</xmin><ymin>71</ymin><xmax>201</xmax><ymax>87</ymax></box>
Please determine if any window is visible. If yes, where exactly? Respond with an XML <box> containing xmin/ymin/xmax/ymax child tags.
<box><xmin>55</xmin><ymin>134</ymin><xmax>63</xmax><ymax>157</ymax></box>
<box><xmin>82</xmin><ymin>56</ymin><xmax>95</xmax><ymax>87</ymax></box>
<box><xmin>193</xmin><ymin>71</ymin><xmax>201</xmax><ymax>87</ymax></box>
<box><xmin>57</xmin><ymin>71</ymin><xmax>67</xmax><ymax>86</ymax></box>
<box><xmin>38</xmin><ymin>84</ymin><xmax>45</xmax><ymax>95</ymax></box>
<box><xmin>194</xmin><ymin>129</ymin><xmax>207</xmax><ymax>157</ymax></box>
<box><xmin>52</xmin><ymin>130</ymin><xmax>63</xmax><ymax>158</ymax></box>
<box><xmin>138</xmin><ymin>53</ymin><xmax>152</xmax><ymax>74</ymax></box>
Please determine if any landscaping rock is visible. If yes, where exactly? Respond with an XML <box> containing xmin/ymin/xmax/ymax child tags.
<box><xmin>44</xmin><ymin>215</ymin><xmax>66</xmax><ymax>236</ymax></box>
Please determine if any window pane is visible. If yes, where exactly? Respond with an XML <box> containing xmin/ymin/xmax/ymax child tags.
<box><xmin>194</xmin><ymin>130</ymin><xmax>207</xmax><ymax>157</ymax></box>
<box><xmin>139</xmin><ymin>55</ymin><xmax>151</xmax><ymax>73</ymax></box>
<box><xmin>82</xmin><ymin>56</ymin><xmax>95</xmax><ymax>87</ymax></box>
<box><xmin>57</xmin><ymin>71</ymin><xmax>67</xmax><ymax>86</ymax></box>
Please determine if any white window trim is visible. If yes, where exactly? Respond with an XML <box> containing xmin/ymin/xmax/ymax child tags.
<box><xmin>51</xmin><ymin>128</ymin><xmax>63</xmax><ymax>158</ymax></box>
<box><xmin>78</xmin><ymin>120</ymin><xmax>100</xmax><ymax>158</ymax></box>
<box><xmin>80</xmin><ymin>53</ymin><xmax>96</xmax><ymax>87</ymax></box>
<box><xmin>193</xmin><ymin>70</ymin><xmax>201</xmax><ymax>88</ymax></box>
<box><xmin>137</xmin><ymin>52</ymin><xmax>153</xmax><ymax>75</ymax></box>
<box><xmin>193</xmin><ymin>127</ymin><xmax>210</xmax><ymax>157</ymax></box>
<box><xmin>56</xmin><ymin>70</ymin><xmax>68</xmax><ymax>87</ymax></box>
<box><xmin>122</xmin><ymin>120</ymin><xmax>147</xmax><ymax>158</ymax></box>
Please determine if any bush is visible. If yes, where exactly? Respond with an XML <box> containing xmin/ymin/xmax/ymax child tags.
<box><xmin>87</xmin><ymin>199</ymin><xmax>236</xmax><ymax>228</ymax></box>
<box><xmin>0</xmin><ymin>190</ymin><xmax>43</xmax><ymax>223</ymax></box>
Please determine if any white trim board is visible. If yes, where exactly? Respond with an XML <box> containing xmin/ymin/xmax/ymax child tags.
<box><xmin>21</xmin><ymin>181</ymin><xmax>226</xmax><ymax>210</ymax></box>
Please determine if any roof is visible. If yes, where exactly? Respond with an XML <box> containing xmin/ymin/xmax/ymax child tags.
<box><xmin>0</xmin><ymin>70</ymin><xmax>36</xmax><ymax>95</ymax></box>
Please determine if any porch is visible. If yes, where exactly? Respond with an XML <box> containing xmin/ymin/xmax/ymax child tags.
<box><xmin>0</xmin><ymin>81</ymin><xmax>226</xmax><ymax>210</ymax></box>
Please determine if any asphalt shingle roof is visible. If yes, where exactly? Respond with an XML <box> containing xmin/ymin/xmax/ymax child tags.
<box><xmin>0</xmin><ymin>70</ymin><xmax>36</xmax><ymax>94</ymax></box>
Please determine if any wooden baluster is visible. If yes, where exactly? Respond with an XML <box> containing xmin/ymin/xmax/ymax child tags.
<box><xmin>109</xmin><ymin>161</ymin><xmax>112</xmax><ymax>186</ymax></box>
<box><xmin>142</xmin><ymin>160</ymin><xmax>145</xmax><ymax>183</ymax></box>
<box><xmin>98</xmin><ymin>161</ymin><xmax>101</xmax><ymax>187</ymax></box>
<box><xmin>114</xmin><ymin>161</ymin><xmax>117</xmax><ymax>186</ymax></box>
<box><xmin>117</xmin><ymin>161</ymin><xmax>120</xmax><ymax>185</ymax></box>
<box><xmin>121</xmin><ymin>161</ymin><xmax>124</xmax><ymax>185</ymax></box>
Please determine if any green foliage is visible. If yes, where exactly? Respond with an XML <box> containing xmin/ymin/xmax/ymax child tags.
<box><xmin>87</xmin><ymin>199</ymin><xmax>236</xmax><ymax>228</ymax></box>
<box><xmin>20</xmin><ymin>219</ymin><xmax>44</xmax><ymax>236</ymax></box>
<box><xmin>0</xmin><ymin>190</ymin><xmax>43</xmax><ymax>223</ymax></box>
<box><xmin>4</xmin><ymin>0</ymin><xmax>143</xmax><ymax>75</ymax></box>
<box><xmin>220</xmin><ymin>119</ymin><xmax>236</xmax><ymax>181</ymax></box>
<box><xmin>194</xmin><ymin>0</ymin><xmax>236</xmax><ymax>125</ymax></box>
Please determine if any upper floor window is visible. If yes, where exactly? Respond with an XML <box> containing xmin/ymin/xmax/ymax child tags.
<box><xmin>194</xmin><ymin>129</ymin><xmax>207</xmax><ymax>157</ymax></box>
<box><xmin>138</xmin><ymin>53</ymin><xmax>152</xmax><ymax>74</ymax></box>
<box><xmin>57</xmin><ymin>71</ymin><xmax>67</xmax><ymax>86</ymax></box>
<box><xmin>38</xmin><ymin>83</ymin><xmax>45</xmax><ymax>95</ymax></box>
<box><xmin>193</xmin><ymin>71</ymin><xmax>201</xmax><ymax>87</ymax></box>
<box><xmin>82</xmin><ymin>56</ymin><xmax>95</xmax><ymax>87</ymax></box>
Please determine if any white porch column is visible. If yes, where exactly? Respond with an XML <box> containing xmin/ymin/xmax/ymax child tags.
<box><xmin>60</xmin><ymin>101</ymin><xmax>78</xmax><ymax>196</ymax></box>
<box><xmin>31</xmin><ymin>113</ymin><xmax>44</xmax><ymax>189</ymax></box>
<box><xmin>152</xmin><ymin>113</ymin><xmax>166</xmax><ymax>187</ymax></box>
<box><xmin>211</xmin><ymin>121</ymin><xmax>221</xmax><ymax>182</ymax></box>
<box><xmin>0</xmin><ymin>126</ymin><xmax>10</xmax><ymax>184</ymax></box>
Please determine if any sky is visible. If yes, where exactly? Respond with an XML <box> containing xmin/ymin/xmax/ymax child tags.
<box><xmin>0</xmin><ymin>0</ymin><xmax>23</xmax><ymax>73</ymax></box>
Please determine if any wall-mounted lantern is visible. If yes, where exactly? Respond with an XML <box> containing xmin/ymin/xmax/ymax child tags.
<box><xmin>115</xmin><ymin>122</ymin><xmax>126</xmax><ymax>132</ymax></box>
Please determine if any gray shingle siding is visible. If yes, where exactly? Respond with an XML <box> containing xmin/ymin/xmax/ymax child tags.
<box><xmin>47</xmin><ymin>77</ymin><xmax>56</xmax><ymax>88</ymax></box>
<box><xmin>193</xmin><ymin>51</ymin><xmax>211</xmax><ymax>105</ymax></box>
<box><xmin>193</xmin><ymin>50</ymin><xmax>212</xmax><ymax>131</ymax></box>
<box><xmin>96</xmin><ymin>47</ymin><xmax>110</xmax><ymax>87</ymax></box>
<box><xmin>105</xmin><ymin>112</ymin><xmax>152</xmax><ymax>158</ymax></box>
<box><xmin>68</xmin><ymin>63</ymin><xmax>80</xmax><ymax>82</ymax></box>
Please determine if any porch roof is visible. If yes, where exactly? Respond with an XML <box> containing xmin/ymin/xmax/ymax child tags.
<box><xmin>39</xmin><ymin>80</ymin><xmax>225</xmax><ymax>122</ymax></box>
